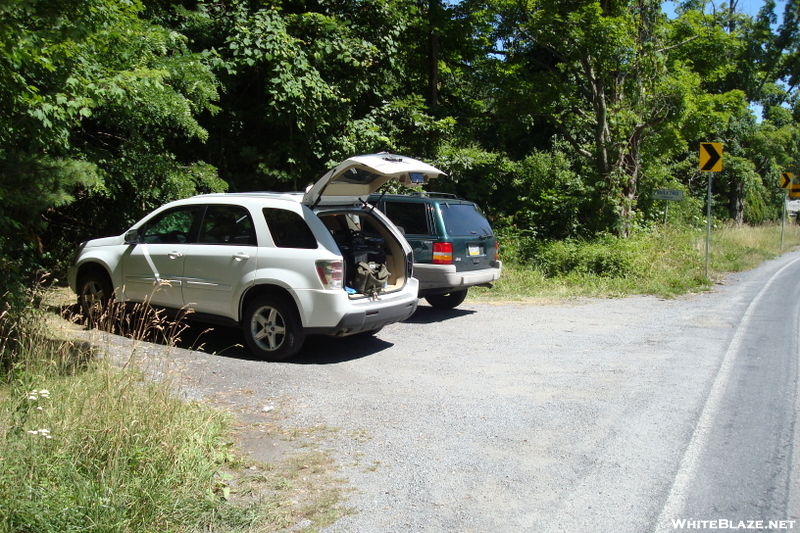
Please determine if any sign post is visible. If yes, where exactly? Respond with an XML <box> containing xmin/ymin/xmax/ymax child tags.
<box><xmin>780</xmin><ymin>172</ymin><xmax>793</xmax><ymax>249</ymax></box>
<box><xmin>699</xmin><ymin>143</ymin><xmax>722</xmax><ymax>279</ymax></box>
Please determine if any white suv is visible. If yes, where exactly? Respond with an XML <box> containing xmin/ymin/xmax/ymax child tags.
<box><xmin>68</xmin><ymin>154</ymin><xmax>443</xmax><ymax>360</ymax></box>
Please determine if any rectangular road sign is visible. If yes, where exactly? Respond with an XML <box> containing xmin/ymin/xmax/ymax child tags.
<box><xmin>700</xmin><ymin>143</ymin><xmax>723</xmax><ymax>172</ymax></box>
<box><xmin>652</xmin><ymin>189</ymin><xmax>684</xmax><ymax>201</ymax></box>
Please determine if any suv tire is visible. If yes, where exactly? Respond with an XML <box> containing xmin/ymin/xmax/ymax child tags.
<box><xmin>77</xmin><ymin>271</ymin><xmax>113</xmax><ymax>325</ymax></box>
<box><xmin>243</xmin><ymin>294</ymin><xmax>305</xmax><ymax>361</ymax></box>
<box><xmin>424</xmin><ymin>289</ymin><xmax>468</xmax><ymax>310</ymax></box>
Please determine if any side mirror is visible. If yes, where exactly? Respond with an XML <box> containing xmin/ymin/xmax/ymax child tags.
<box><xmin>124</xmin><ymin>229</ymin><xmax>140</xmax><ymax>244</ymax></box>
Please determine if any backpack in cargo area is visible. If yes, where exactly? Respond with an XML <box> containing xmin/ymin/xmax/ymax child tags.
<box><xmin>352</xmin><ymin>262</ymin><xmax>390</xmax><ymax>297</ymax></box>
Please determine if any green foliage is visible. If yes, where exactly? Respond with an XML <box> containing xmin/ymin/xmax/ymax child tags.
<box><xmin>507</xmin><ymin>149</ymin><xmax>591</xmax><ymax>239</ymax></box>
<box><xmin>478</xmin><ymin>226</ymin><xmax>709</xmax><ymax>299</ymax></box>
<box><xmin>0</xmin><ymin>374</ymin><xmax>228</xmax><ymax>532</ymax></box>
<box><xmin>485</xmin><ymin>0</ymin><xmax>695</xmax><ymax>233</ymax></box>
<box><xmin>0</xmin><ymin>314</ymin><xmax>230</xmax><ymax>532</ymax></box>
<box><xmin>175</xmin><ymin>0</ymin><xmax>442</xmax><ymax>191</ymax></box>
<box><xmin>0</xmin><ymin>0</ymin><xmax>226</xmax><ymax>287</ymax></box>
<box><xmin>532</xmin><ymin>235</ymin><xmax>639</xmax><ymax>278</ymax></box>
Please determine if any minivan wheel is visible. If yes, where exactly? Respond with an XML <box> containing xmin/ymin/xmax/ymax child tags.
<box><xmin>77</xmin><ymin>271</ymin><xmax>113</xmax><ymax>325</ymax></box>
<box><xmin>424</xmin><ymin>289</ymin><xmax>468</xmax><ymax>309</ymax></box>
<box><xmin>243</xmin><ymin>295</ymin><xmax>305</xmax><ymax>361</ymax></box>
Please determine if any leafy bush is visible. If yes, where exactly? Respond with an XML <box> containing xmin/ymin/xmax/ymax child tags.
<box><xmin>532</xmin><ymin>235</ymin><xmax>638</xmax><ymax>278</ymax></box>
<box><xmin>494</xmin><ymin>226</ymin><xmax>539</xmax><ymax>265</ymax></box>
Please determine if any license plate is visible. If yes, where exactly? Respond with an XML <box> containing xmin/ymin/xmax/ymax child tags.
<box><xmin>468</xmin><ymin>244</ymin><xmax>481</xmax><ymax>256</ymax></box>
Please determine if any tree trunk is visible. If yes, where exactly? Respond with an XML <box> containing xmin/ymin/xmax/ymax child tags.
<box><xmin>729</xmin><ymin>177</ymin><xmax>745</xmax><ymax>224</ymax></box>
<box><xmin>427</xmin><ymin>0</ymin><xmax>441</xmax><ymax>110</ymax></box>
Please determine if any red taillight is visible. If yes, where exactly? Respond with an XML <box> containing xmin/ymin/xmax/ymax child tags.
<box><xmin>316</xmin><ymin>260</ymin><xmax>344</xmax><ymax>289</ymax></box>
<box><xmin>494</xmin><ymin>241</ymin><xmax>499</xmax><ymax>261</ymax></box>
<box><xmin>432</xmin><ymin>242</ymin><xmax>453</xmax><ymax>264</ymax></box>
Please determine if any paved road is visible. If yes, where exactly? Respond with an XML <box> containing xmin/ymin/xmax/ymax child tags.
<box><xmin>106</xmin><ymin>250</ymin><xmax>800</xmax><ymax>532</ymax></box>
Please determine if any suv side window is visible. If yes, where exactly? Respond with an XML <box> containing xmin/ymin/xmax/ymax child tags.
<box><xmin>141</xmin><ymin>207</ymin><xmax>199</xmax><ymax>244</ymax></box>
<box><xmin>382</xmin><ymin>201</ymin><xmax>431</xmax><ymax>235</ymax></box>
<box><xmin>199</xmin><ymin>205</ymin><xmax>257</xmax><ymax>245</ymax></box>
<box><xmin>263</xmin><ymin>208</ymin><xmax>318</xmax><ymax>249</ymax></box>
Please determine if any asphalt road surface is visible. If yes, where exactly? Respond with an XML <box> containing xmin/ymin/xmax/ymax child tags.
<box><xmin>93</xmin><ymin>249</ymin><xmax>800</xmax><ymax>532</ymax></box>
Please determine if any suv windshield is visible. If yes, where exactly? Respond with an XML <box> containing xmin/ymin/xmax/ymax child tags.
<box><xmin>439</xmin><ymin>204</ymin><xmax>493</xmax><ymax>236</ymax></box>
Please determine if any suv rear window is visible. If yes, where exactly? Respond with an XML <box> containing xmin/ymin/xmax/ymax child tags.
<box><xmin>263</xmin><ymin>208</ymin><xmax>318</xmax><ymax>249</ymax></box>
<box><xmin>439</xmin><ymin>204</ymin><xmax>493</xmax><ymax>237</ymax></box>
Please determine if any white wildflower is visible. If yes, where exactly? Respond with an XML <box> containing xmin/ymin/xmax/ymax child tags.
<box><xmin>26</xmin><ymin>429</ymin><xmax>52</xmax><ymax>439</ymax></box>
<box><xmin>26</xmin><ymin>389</ymin><xmax>51</xmax><ymax>401</ymax></box>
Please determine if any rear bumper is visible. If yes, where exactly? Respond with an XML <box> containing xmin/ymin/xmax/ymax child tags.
<box><xmin>301</xmin><ymin>280</ymin><xmax>420</xmax><ymax>335</ymax></box>
<box><xmin>331</xmin><ymin>297</ymin><xmax>418</xmax><ymax>334</ymax></box>
<box><xmin>413</xmin><ymin>260</ymin><xmax>502</xmax><ymax>293</ymax></box>
<box><xmin>304</xmin><ymin>298</ymin><xmax>418</xmax><ymax>335</ymax></box>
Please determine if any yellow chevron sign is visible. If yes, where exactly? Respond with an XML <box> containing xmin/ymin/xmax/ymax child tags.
<box><xmin>789</xmin><ymin>174</ymin><xmax>800</xmax><ymax>199</ymax></box>
<box><xmin>699</xmin><ymin>143</ymin><xmax>723</xmax><ymax>172</ymax></box>
<box><xmin>781</xmin><ymin>172</ymin><xmax>800</xmax><ymax>198</ymax></box>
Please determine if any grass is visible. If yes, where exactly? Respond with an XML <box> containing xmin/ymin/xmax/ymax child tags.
<box><xmin>471</xmin><ymin>222</ymin><xmax>800</xmax><ymax>301</ymax></box>
<box><xmin>0</xmin><ymin>294</ymin><xmax>350</xmax><ymax>533</ymax></box>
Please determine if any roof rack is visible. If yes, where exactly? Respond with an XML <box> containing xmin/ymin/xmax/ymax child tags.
<box><xmin>409</xmin><ymin>191</ymin><xmax>462</xmax><ymax>200</ymax></box>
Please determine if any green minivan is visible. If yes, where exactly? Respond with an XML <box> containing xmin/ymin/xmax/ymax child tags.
<box><xmin>368</xmin><ymin>192</ymin><xmax>502</xmax><ymax>309</ymax></box>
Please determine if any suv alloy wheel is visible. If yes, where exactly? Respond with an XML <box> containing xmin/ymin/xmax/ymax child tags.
<box><xmin>243</xmin><ymin>294</ymin><xmax>305</xmax><ymax>361</ymax></box>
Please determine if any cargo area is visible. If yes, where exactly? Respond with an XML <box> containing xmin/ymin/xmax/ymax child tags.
<box><xmin>318</xmin><ymin>212</ymin><xmax>406</xmax><ymax>296</ymax></box>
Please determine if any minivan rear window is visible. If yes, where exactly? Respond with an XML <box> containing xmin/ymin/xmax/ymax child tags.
<box><xmin>439</xmin><ymin>204</ymin><xmax>493</xmax><ymax>237</ymax></box>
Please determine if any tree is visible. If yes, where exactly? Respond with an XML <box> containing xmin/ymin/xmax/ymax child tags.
<box><xmin>484</xmin><ymin>0</ymin><xmax>694</xmax><ymax>235</ymax></box>
<box><xmin>0</xmin><ymin>0</ymin><xmax>224</xmax><ymax>304</ymax></box>
<box><xmin>668</xmin><ymin>0</ymin><xmax>800</xmax><ymax>223</ymax></box>
<box><xmin>151</xmin><ymin>0</ymin><xmax>454</xmax><ymax>192</ymax></box>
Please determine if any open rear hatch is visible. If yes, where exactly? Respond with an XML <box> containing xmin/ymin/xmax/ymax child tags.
<box><xmin>304</xmin><ymin>153</ymin><xmax>443</xmax><ymax>207</ymax></box>
<box><xmin>307</xmin><ymin>154</ymin><xmax>444</xmax><ymax>298</ymax></box>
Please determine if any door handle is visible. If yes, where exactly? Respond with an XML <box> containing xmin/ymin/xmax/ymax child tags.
<box><xmin>168</xmin><ymin>251</ymin><xmax>184</xmax><ymax>259</ymax></box>
<box><xmin>233</xmin><ymin>252</ymin><xmax>250</xmax><ymax>262</ymax></box>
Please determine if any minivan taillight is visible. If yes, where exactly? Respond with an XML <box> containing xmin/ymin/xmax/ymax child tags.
<box><xmin>494</xmin><ymin>241</ymin><xmax>499</xmax><ymax>261</ymax></box>
<box><xmin>432</xmin><ymin>242</ymin><xmax>453</xmax><ymax>264</ymax></box>
<box><xmin>316</xmin><ymin>260</ymin><xmax>344</xmax><ymax>290</ymax></box>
